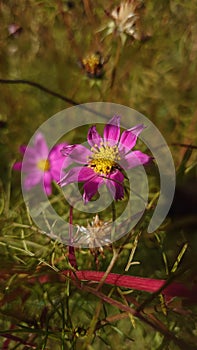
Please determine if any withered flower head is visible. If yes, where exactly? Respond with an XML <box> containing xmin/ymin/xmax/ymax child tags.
<box><xmin>74</xmin><ymin>215</ymin><xmax>111</xmax><ymax>249</ymax></box>
<box><xmin>80</xmin><ymin>52</ymin><xmax>107</xmax><ymax>79</ymax></box>
<box><xmin>105</xmin><ymin>0</ymin><xmax>144</xmax><ymax>43</ymax></box>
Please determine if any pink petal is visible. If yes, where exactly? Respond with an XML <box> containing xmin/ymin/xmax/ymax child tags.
<box><xmin>78</xmin><ymin>166</ymin><xmax>96</xmax><ymax>181</ymax></box>
<box><xmin>13</xmin><ymin>161</ymin><xmax>22</xmax><ymax>171</ymax></box>
<box><xmin>23</xmin><ymin>171</ymin><xmax>43</xmax><ymax>190</ymax></box>
<box><xmin>50</xmin><ymin>167</ymin><xmax>62</xmax><ymax>182</ymax></box>
<box><xmin>87</xmin><ymin>125</ymin><xmax>103</xmax><ymax>148</ymax></box>
<box><xmin>119</xmin><ymin>124</ymin><xmax>145</xmax><ymax>153</ymax></box>
<box><xmin>121</xmin><ymin>150</ymin><xmax>151</xmax><ymax>170</ymax></box>
<box><xmin>34</xmin><ymin>132</ymin><xmax>49</xmax><ymax>159</ymax></box>
<box><xmin>103</xmin><ymin>115</ymin><xmax>120</xmax><ymax>146</ymax></box>
<box><xmin>44</xmin><ymin>172</ymin><xmax>52</xmax><ymax>195</ymax></box>
<box><xmin>61</xmin><ymin>144</ymin><xmax>75</xmax><ymax>156</ymax></box>
<box><xmin>61</xmin><ymin>144</ymin><xmax>91</xmax><ymax>164</ymax></box>
<box><xmin>21</xmin><ymin>162</ymin><xmax>39</xmax><ymax>172</ymax></box>
<box><xmin>106</xmin><ymin>169</ymin><xmax>124</xmax><ymax>200</ymax></box>
<box><xmin>59</xmin><ymin>166</ymin><xmax>82</xmax><ymax>186</ymax></box>
<box><xmin>59</xmin><ymin>166</ymin><xmax>95</xmax><ymax>187</ymax></box>
<box><xmin>51</xmin><ymin>154</ymin><xmax>72</xmax><ymax>174</ymax></box>
<box><xmin>49</xmin><ymin>143</ymin><xmax>67</xmax><ymax>161</ymax></box>
<box><xmin>83</xmin><ymin>176</ymin><xmax>103</xmax><ymax>203</ymax></box>
<box><xmin>50</xmin><ymin>157</ymin><xmax>69</xmax><ymax>182</ymax></box>
<box><xmin>49</xmin><ymin>143</ymin><xmax>71</xmax><ymax>181</ymax></box>
<box><xmin>23</xmin><ymin>147</ymin><xmax>41</xmax><ymax>163</ymax></box>
<box><xmin>19</xmin><ymin>145</ymin><xmax>27</xmax><ymax>154</ymax></box>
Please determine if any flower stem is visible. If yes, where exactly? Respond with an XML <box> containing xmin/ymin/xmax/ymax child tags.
<box><xmin>68</xmin><ymin>206</ymin><xmax>77</xmax><ymax>270</ymax></box>
<box><xmin>111</xmin><ymin>201</ymin><xmax>116</xmax><ymax>222</ymax></box>
<box><xmin>61</xmin><ymin>270</ymin><xmax>197</xmax><ymax>301</ymax></box>
<box><xmin>110</xmin><ymin>39</ymin><xmax>122</xmax><ymax>89</ymax></box>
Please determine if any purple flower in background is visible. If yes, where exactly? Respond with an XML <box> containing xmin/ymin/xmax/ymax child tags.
<box><xmin>60</xmin><ymin>116</ymin><xmax>151</xmax><ymax>203</ymax></box>
<box><xmin>13</xmin><ymin>132</ymin><xmax>68</xmax><ymax>195</ymax></box>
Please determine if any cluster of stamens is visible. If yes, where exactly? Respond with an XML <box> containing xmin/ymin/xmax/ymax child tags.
<box><xmin>88</xmin><ymin>142</ymin><xmax>120</xmax><ymax>175</ymax></box>
<box><xmin>82</xmin><ymin>54</ymin><xmax>100</xmax><ymax>75</ymax></box>
<box><xmin>37</xmin><ymin>159</ymin><xmax>50</xmax><ymax>172</ymax></box>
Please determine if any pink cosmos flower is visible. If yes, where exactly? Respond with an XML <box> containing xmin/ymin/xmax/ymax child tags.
<box><xmin>59</xmin><ymin>116</ymin><xmax>151</xmax><ymax>203</ymax></box>
<box><xmin>13</xmin><ymin>132</ymin><xmax>68</xmax><ymax>196</ymax></box>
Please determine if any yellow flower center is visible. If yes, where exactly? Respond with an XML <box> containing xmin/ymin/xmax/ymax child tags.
<box><xmin>89</xmin><ymin>143</ymin><xmax>120</xmax><ymax>175</ymax></box>
<box><xmin>82</xmin><ymin>54</ymin><xmax>100</xmax><ymax>75</ymax></box>
<box><xmin>37</xmin><ymin>159</ymin><xmax>50</xmax><ymax>172</ymax></box>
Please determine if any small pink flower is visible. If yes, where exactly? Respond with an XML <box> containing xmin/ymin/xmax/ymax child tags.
<box><xmin>59</xmin><ymin>116</ymin><xmax>151</xmax><ymax>203</ymax></box>
<box><xmin>13</xmin><ymin>132</ymin><xmax>69</xmax><ymax>196</ymax></box>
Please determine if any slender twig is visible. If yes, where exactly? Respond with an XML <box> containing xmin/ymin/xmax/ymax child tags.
<box><xmin>136</xmin><ymin>270</ymin><xmax>190</xmax><ymax>313</ymax></box>
<box><xmin>74</xmin><ymin>282</ymin><xmax>192</xmax><ymax>350</ymax></box>
<box><xmin>172</xmin><ymin>143</ymin><xmax>197</xmax><ymax>149</ymax></box>
<box><xmin>82</xmin><ymin>300</ymin><xmax>102</xmax><ymax>349</ymax></box>
<box><xmin>0</xmin><ymin>78</ymin><xmax>78</xmax><ymax>105</ymax></box>
<box><xmin>1</xmin><ymin>333</ymin><xmax>36</xmax><ymax>349</ymax></box>
<box><xmin>96</xmin><ymin>248</ymin><xmax>119</xmax><ymax>291</ymax></box>
<box><xmin>0</xmin><ymin>78</ymin><xmax>109</xmax><ymax>119</ymax></box>
<box><xmin>110</xmin><ymin>39</ymin><xmax>122</xmax><ymax>89</ymax></box>
<box><xmin>125</xmin><ymin>231</ymin><xmax>141</xmax><ymax>271</ymax></box>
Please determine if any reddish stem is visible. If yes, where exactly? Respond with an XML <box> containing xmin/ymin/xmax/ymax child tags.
<box><xmin>61</xmin><ymin>270</ymin><xmax>197</xmax><ymax>301</ymax></box>
<box><xmin>68</xmin><ymin>206</ymin><xmax>77</xmax><ymax>270</ymax></box>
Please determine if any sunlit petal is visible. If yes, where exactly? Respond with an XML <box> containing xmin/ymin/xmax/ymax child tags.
<box><xmin>122</xmin><ymin>150</ymin><xmax>151</xmax><ymax>169</ymax></box>
<box><xmin>83</xmin><ymin>176</ymin><xmax>103</xmax><ymax>203</ymax></box>
<box><xmin>87</xmin><ymin>125</ymin><xmax>103</xmax><ymax>147</ymax></box>
<box><xmin>34</xmin><ymin>132</ymin><xmax>49</xmax><ymax>158</ymax></box>
<box><xmin>119</xmin><ymin>124</ymin><xmax>145</xmax><ymax>153</ymax></box>
<box><xmin>61</xmin><ymin>144</ymin><xmax>91</xmax><ymax>164</ymax></box>
<box><xmin>106</xmin><ymin>169</ymin><xmax>124</xmax><ymax>200</ymax></box>
<box><xmin>103</xmin><ymin>115</ymin><xmax>120</xmax><ymax>146</ymax></box>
